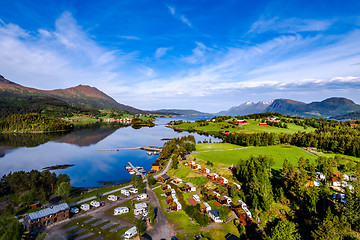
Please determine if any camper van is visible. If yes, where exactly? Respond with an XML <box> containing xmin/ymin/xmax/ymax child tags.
<box><xmin>80</xmin><ymin>204</ymin><xmax>90</xmax><ymax>211</ymax></box>
<box><xmin>121</xmin><ymin>189</ymin><xmax>130</xmax><ymax>196</ymax></box>
<box><xmin>136</xmin><ymin>193</ymin><xmax>148</xmax><ymax>201</ymax></box>
<box><xmin>107</xmin><ymin>195</ymin><xmax>118</xmax><ymax>201</ymax></box>
<box><xmin>124</xmin><ymin>226</ymin><xmax>137</xmax><ymax>239</ymax></box>
<box><xmin>90</xmin><ymin>201</ymin><xmax>101</xmax><ymax>208</ymax></box>
<box><xmin>134</xmin><ymin>208</ymin><xmax>147</xmax><ymax>216</ymax></box>
<box><xmin>129</xmin><ymin>188</ymin><xmax>138</xmax><ymax>194</ymax></box>
<box><xmin>70</xmin><ymin>207</ymin><xmax>79</xmax><ymax>214</ymax></box>
<box><xmin>114</xmin><ymin>207</ymin><xmax>129</xmax><ymax>215</ymax></box>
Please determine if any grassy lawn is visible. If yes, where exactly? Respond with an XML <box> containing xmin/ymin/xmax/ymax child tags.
<box><xmin>104</xmin><ymin>199</ymin><xmax>135</xmax><ymax>223</ymax></box>
<box><xmin>194</xmin><ymin>145</ymin><xmax>318</xmax><ymax>169</ymax></box>
<box><xmin>171</xmin><ymin>118</ymin><xmax>316</xmax><ymax>135</ymax></box>
<box><xmin>195</xmin><ymin>143</ymin><xmax>243</xmax><ymax>151</ymax></box>
<box><xmin>69</xmin><ymin>183</ymin><xmax>130</xmax><ymax>204</ymax></box>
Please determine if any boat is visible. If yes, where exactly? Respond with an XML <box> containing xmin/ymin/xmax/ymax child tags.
<box><xmin>128</xmin><ymin>171</ymin><xmax>135</xmax><ymax>175</ymax></box>
<box><xmin>146</xmin><ymin>152</ymin><xmax>153</xmax><ymax>156</ymax></box>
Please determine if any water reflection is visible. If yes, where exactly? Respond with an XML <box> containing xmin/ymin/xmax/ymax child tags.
<box><xmin>0</xmin><ymin>116</ymin><xmax>218</xmax><ymax>187</ymax></box>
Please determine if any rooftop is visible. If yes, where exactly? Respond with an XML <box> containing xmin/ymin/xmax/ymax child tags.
<box><xmin>28</xmin><ymin>203</ymin><xmax>69</xmax><ymax>221</ymax></box>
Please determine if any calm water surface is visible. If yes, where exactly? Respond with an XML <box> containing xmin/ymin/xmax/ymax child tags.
<box><xmin>0</xmin><ymin>116</ymin><xmax>218</xmax><ymax>187</ymax></box>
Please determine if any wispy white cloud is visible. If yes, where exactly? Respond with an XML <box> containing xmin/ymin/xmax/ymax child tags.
<box><xmin>249</xmin><ymin>17</ymin><xmax>333</xmax><ymax>34</ymax></box>
<box><xmin>119</xmin><ymin>35</ymin><xmax>140</xmax><ymax>40</ymax></box>
<box><xmin>155</xmin><ymin>47</ymin><xmax>172</xmax><ymax>58</ymax></box>
<box><xmin>167</xmin><ymin>5</ymin><xmax>192</xmax><ymax>28</ymax></box>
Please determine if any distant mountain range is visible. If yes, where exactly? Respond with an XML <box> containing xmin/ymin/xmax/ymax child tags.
<box><xmin>0</xmin><ymin>75</ymin><xmax>142</xmax><ymax>116</ymax></box>
<box><xmin>150</xmin><ymin>109</ymin><xmax>208</xmax><ymax>116</ymax></box>
<box><xmin>218</xmin><ymin>97</ymin><xmax>360</xmax><ymax>119</ymax></box>
<box><xmin>218</xmin><ymin>100</ymin><xmax>274</xmax><ymax>116</ymax></box>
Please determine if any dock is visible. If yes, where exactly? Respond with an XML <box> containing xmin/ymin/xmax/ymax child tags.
<box><xmin>140</xmin><ymin>146</ymin><xmax>162</xmax><ymax>152</ymax></box>
<box><xmin>128</xmin><ymin>162</ymin><xmax>145</xmax><ymax>179</ymax></box>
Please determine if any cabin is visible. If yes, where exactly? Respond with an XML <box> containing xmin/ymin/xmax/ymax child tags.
<box><xmin>90</xmin><ymin>201</ymin><xmax>101</xmax><ymax>208</ymax></box>
<box><xmin>151</xmin><ymin>164</ymin><xmax>160</xmax><ymax>172</ymax></box>
<box><xmin>200</xmin><ymin>203</ymin><xmax>207</xmax><ymax>213</ymax></box>
<box><xmin>166</xmin><ymin>196</ymin><xmax>174</xmax><ymax>204</ymax></box>
<box><xmin>161</xmin><ymin>184</ymin><xmax>168</xmax><ymax>190</ymax></box>
<box><xmin>80</xmin><ymin>204</ymin><xmax>90</xmax><ymax>211</ymax></box>
<box><xmin>124</xmin><ymin>226</ymin><xmax>137</xmax><ymax>239</ymax></box>
<box><xmin>207</xmin><ymin>173</ymin><xmax>219</xmax><ymax>180</ymax></box>
<box><xmin>191</xmin><ymin>164</ymin><xmax>200</xmax><ymax>170</ymax></box>
<box><xmin>185</xmin><ymin>183</ymin><xmax>196</xmax><ymax>192</ymax></box>
<box><xmin>208</xmin><ymin>209</ymin><xmax>222</xmax><ymax>223</ymax></box>
<box><xmin>135</xmin><ymin>202</ymin><xmax>148</xmax><ymax>209</ymax></box>
<box><xmin>157</xmin><ymin>174</ymin><xmax>170</xmax><ymax>183</ymax></box>
<box><xmin>216</xmin><ymin>177</ymin><xmax>225</xmax><ymax>184</ymax></box>
<box><xmin>350</xmin><ymin>123</ymin><xmax>359</xmax><ymax>128</ymax></box>
<box><xmin>137</xmin><ymin>193</ymin><xmax>148</xmax><ymax>201</ymax></box>
<box><xmin>165</xmin><ymin>189</ymin><xmax>172</xmax><ymax>196</ymax></box>
<box><xmin>129</xmin><ymin>188</ymin><xmax>138</xmax><ymax>194</ymax></box>
<box><xmin>172</xmin><ymin>178</ymin><xmax>183</xmax><ymax>185</ymax></box>
<box><xmin>332</xmin><ymin>177</ymin><xmax>341</xmax><ymax>187</ymax></box>
<box><xmin>193</xmin><ymin>194</ymin><xmax>201</xmax><ymax>203</ymax></box>
<box><xmin>23</xmin><ymin>203</ymin><xmax>69</xmax><ymax>232</ymax></box>
<box><xmin>114</xmin><ymin>207</ymin><xmax>129</xmax><ymax>215</ymax></box>
<box><xmin>233</xmin><ymin>183</ymin><xmax>241</xmax><ymax>190</ymax></box>
<box><xmin>121</xmin><ymin>189</ymin><xmax>130</xmax><ymax>196</ymax></box>
<box><xmin>107</xmin><ymin>195</ymin><xmax>118</xmax><ymax>201</ymax></box>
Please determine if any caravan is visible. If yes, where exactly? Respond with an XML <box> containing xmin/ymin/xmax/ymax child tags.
<box><xmin>80</xmin><ymin>204</ymin><xmax>90</xmax><ymax>211</ymax></box>
<box><xmin>129</xmin><ymin>188</ymin><xmax>138</xmax><ymax>194</ymax></box>
<box><xmin>121</xmin><ymin>189</ymin><xmax>130</xmax><ymax>196</ymax></box>
<box><xmin>124</xmin><ymin>226</ymin><xmax>137</xmax><ymax>239</ymax></box>
<box><xmin>107</xmin><ymin>195</ymin><xmax>118</xmax><ymax>201</ymax></box>
<box><xmin>90</xmin><ymin>201</ymin><xmax>101</xmax><ymax>208</ymax></box>
<box><xmin>114</xmin><ymin>207</ymin><xmax>129</xmax><ymax>215</ymax></box>
<box><xmin>136</xmin><ymin>193</ymin><xmax>148</xmax><ymax>201</ymax></box>
<box><xmin>134</xmin><ymin>208</ymin><xmax>147</xmax><ymax>216</ymax></box>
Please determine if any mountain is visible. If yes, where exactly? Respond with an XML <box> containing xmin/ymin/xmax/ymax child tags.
<box><xmin>150</xmin><ymin>109</ymin><xmax>208</xmax><ymax>116</ymax></box>
<box><xmin>217</xmin><ymin>100</ymin><xmax>274</xmax><ymax>116</ymax></box>
<box><xmin>265</xmin><ymin>97</ymin><xmax>360</xmax><ymax>118</ymax></box>
<box><xmin>0</xmin><ymin>75</ymin><xmax>142</xmax><ymax>116</ymax></box>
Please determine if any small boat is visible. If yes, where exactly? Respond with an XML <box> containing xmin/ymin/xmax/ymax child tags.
<box><xmin>146</xmin><ymin>152</ymin><xmax>153</xmax><ymax>156</ymax></box>
<box><xmin>128</xmin><ymin>171</ymin><xmax>135</xmax><ymax>175</ymax></box>
<box><xmin>125</xmin><ymin>166</ymin><xmax>132</xmax><ymax>170</ymax></box>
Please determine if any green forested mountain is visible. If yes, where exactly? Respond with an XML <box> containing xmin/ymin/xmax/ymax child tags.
<box><xmin>0</xmin><ymin>113</ymin><xmax>73</xmax><ymax>133</ymax></box>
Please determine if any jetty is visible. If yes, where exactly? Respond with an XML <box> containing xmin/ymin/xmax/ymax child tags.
<box><xmin>98</xmin><ymin>147</ymin><xmax>140</xmax><ymax>151</ymax></box>
<box><xmin>128</xmin><ymin>162</ymin><xmax>145</xmax><ymax>178</ymax></box>
<box><xmin>140</xmin><ymin>146</ymin><xmax>162</xmax><ymax>152</ymax></box>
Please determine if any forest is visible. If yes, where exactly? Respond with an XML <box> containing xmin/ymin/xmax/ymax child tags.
<box><xmin>0</xmin><ymin>113</ymin><xmax>73</xmax><ymax>133</ymax></box>
<box><xmin>231</xmin><ymin>155</ymin><xmax>360</xmax><ymax>240</ymax></box>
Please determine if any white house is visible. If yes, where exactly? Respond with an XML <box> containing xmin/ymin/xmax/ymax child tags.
<box><xmin>121</xmin><ymin>189</ymin><xmax>130</xmax><ymax>196</ymax></box>
<box><xmin>135</xmin><ymin>202</ymin><xmax>148</xmax><ymax>209</ymax></box>
<box><xmin>208</xmin><ymin>209</ymin><xmax>222</xmax><ymax>223</ymax></box>
<box><xmin>129</xmin><ymin>188</ymin><xmax>138</xmax><ymax>194</ymax></box>
<box><xmin>90</xmin><ymin>201</ymin><xmax>100</xmax><ymax>208</ymax></box>
<box><xmin>107</xmin><ymin>195</ymin><xmax>118</xmax><ymax>201</ymax></box>
<box><xmin>222</xmin><ymin>177</ymin><xmax>229</xmax><ymax>184</ymax></box>
<box><xmin>224</xmin><ymin>196</ymin><xmax>232</xmax><ymax>204</ymax></box>
<box><xmin>114</xmin><ymin>207</ymin><xmax>129</xmax><ymax>215</ymax></box>
<box><xmin>70</xmin><ymin>207</ymin><xmax>79</xmax><ymax>214</ymax></box>
<box><xmin>186</xmin><ymin>183</ymin><xmax>196</xmax><ymax>192</ymax></box>
<box><xmin>80</xmin><ymin>204</ymin><xmax>90</xmax><ymax>211</ymax></box>
<box><xmin>203</xmin><ymin>202</ymin><xmax>211</xmax><ymax>212</ymax></box>
<box><xmin>342</xmin><ymin>181</ymin><xmax>348</xmax><ymax>187</ymax></box>
<box><xmin>124</xmin><ymin>226</ymin><xmax>137</xmax><ymax>239</ymax></box>
<box><xmin>193</xmin><ymin>194</ymin><xmax>201</xmax><ymax>202</ymax></box>
<box><xmin>137</xmin><ymin>193</ymin><xmax>148</xmax><ymax>201</ymax></box>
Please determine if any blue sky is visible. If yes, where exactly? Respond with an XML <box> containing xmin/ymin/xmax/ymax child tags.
<box><xmin>0</xmin><ymin>0</ymin><xmax>360</xmax><ymax>112</ymax></box>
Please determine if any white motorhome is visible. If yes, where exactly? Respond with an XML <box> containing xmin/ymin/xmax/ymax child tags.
<box><xmin>121</xmin><ymin>189</ymin><xmax>130</xmax><ymax>196</ymax></box>
<box><xmin>193</xmin><ymin>194</ymin><xmax>201</xmax><ymax>202</ymax></box>
<box><xmin>134</xmin><ymin>202</ymin><xmax>148</xmax><ymax>209</ymax></box>
<box><xmin>134</xmin><ymin>208</ymin><xmax>147</xmax><ymax>216</ymax></box>
<box><xmin>114</xmin><ymin>207</ymin><xmax>129</xmax><ymax>215</ymax></box>
<box><xmin>80</xmin><ymin>204</ymin><xmax>90</xmax><ymax>211</ymax></box>
<box><xmin>137</xmin><ymin>193</ymin><xmax>148</xmax><ymax>201</ymax></box>
<box><xmin>129</xmin><ymin>188</ymin><xmax>138</xmax><ymax>194</ymax></box>
<box><xmin>224</xmin><ymin>196</ymin><xmax>232</xmax><ymax>204</ymax></box>
<box><xmin>90</xmin><ymin>201</ymin><xmax>100</xmax><ymax>208</ymax></box>
<box><xmin>107</xmin><ymin>195</ymin><xmax>118</xmax><ymax>201</ymax></box>
<box><xmin>124</xmin><ymin>226</ymin><xmax>137</xmax><ymax>239</ymax></box>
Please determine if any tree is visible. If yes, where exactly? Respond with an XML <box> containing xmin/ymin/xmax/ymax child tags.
<box><xmin>147</xmin><ymin>175</ymin><xmax>156</xmax><ymax>186</ymax></box>
<box><xmin>56</xmin><ymin>182</ymin><xmax>72</xmax><ymax>201</ymax></box>
<box><xmin>312</xmin><ymin>208</ymin><xmax>348</xmax><ymax>240</ymax></box>
<box><xmin>147</xmin><ymin>204</ymin><xmax>155</xmax><ymax>225</ymax></box>
<box><xmin>131</xmin><ymin>175</ymin><xmax>145</xmax><ymax>193</ymax></box>
<box><xmin>268</xmin><ymin>219</ymin><xmax>300</xmax><ymax>240</ymax></box>
<box><xmin>0</xmin><ymin>216</ymin><xmax>23</xmax><ymax>240</ymax></box>
<box><xmin>134</xmin><ymin>218</ymin><xmax>146</xmax><ymax>236</ymax></box>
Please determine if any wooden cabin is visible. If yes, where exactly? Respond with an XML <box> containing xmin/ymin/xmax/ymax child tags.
<box><xmin>161</xmin><ymin>184</ymin><xmax>168</xmax><ymax>190</ymax></box>
<box><xmin>157</xmin><ymin>174</ymin><xmax>170</xmax><ymax>183</ymax></box>
<box><xmin>23</xmin><ymin>203</ymin><xmax>69</xmax><ymax>232</ymax></box>
<box><xmin>166</xmin><ymin>196</ymin><xmax>174</xmax><ymax>204</ymax></box>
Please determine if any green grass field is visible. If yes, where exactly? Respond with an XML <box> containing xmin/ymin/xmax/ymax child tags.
<box><xmin>195</xmin><ymin>143</ymin><xmax>243</xmax><ymax>151</ymax></box>
<box><xmin>194</xmin><ymin>144</ymin><xmax>318</xmax><ymax>169</ymax></box>
<box><xmin>171</xmin><ymin>118</ymin><xmax>316</xmax><ymax>135</ymax></box>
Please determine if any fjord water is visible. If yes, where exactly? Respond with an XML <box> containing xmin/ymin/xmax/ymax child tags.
<box><xmin>0</xmin><ymin>116</ymin><xmax>217</xmax><ymax>187</ymax></box>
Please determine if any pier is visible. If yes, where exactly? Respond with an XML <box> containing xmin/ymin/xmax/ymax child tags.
<box><xmin>127</xmin><ymin>162</ymin><xmax>145</xmax><ymax>178</ymax></box>
<box><xmin>140</xmin><ymin>146</ymin><xmax>162</xmax><ymax>152</ymax></box>
<box><xmin>98</xmin><ymin>146</ymin><xmax>162</xmax><ymax>152</ymax></box>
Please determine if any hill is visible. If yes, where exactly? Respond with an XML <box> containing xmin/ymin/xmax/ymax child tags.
<box><xmin>217</xmin><ymin>100</ymin><xmax>273</xmax><ymax>116</ymax></box>
<box><xmin>0</xmin><ymin>75</ymin><xmax>142</xmax><ymax>117</ymax></box>
<box><xmin>332</xmin><ymin>111</ymin><xmax>360</xmax><ymax>120</ymax></box>
<box><xmin>265</xmin><ymin>97</ymin><xmax>360</xmax><ymax>118</ymax></box>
